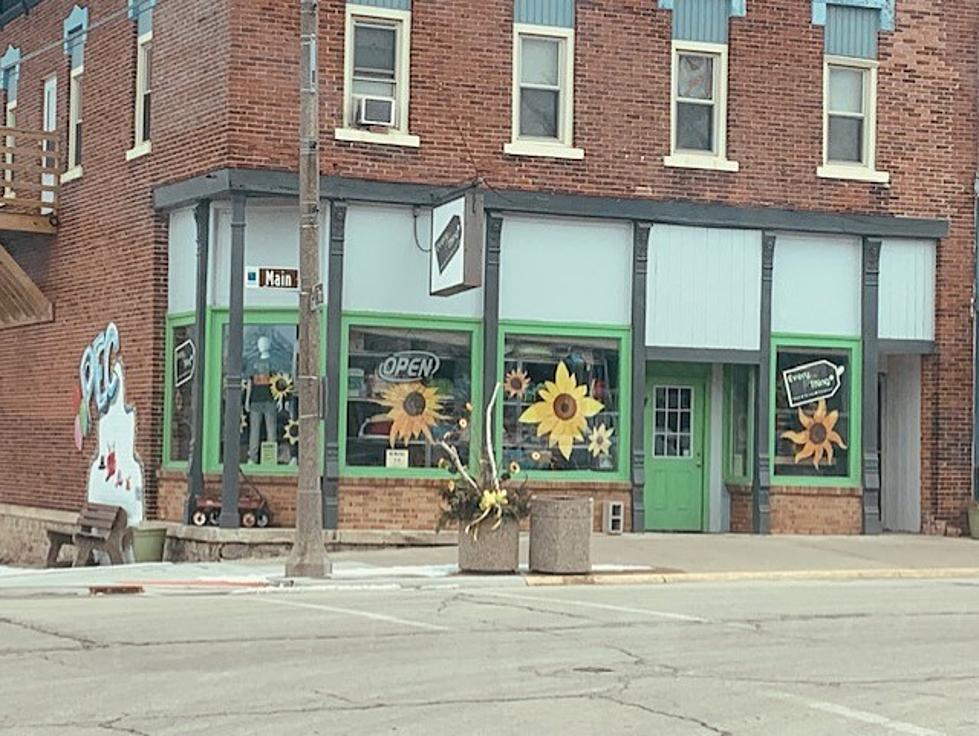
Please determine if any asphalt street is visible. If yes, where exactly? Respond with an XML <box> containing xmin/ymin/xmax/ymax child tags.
<box><xmin>2</xmin><ymin>577</ymin><xmax>978</xmax><ymax>735</ymax></box>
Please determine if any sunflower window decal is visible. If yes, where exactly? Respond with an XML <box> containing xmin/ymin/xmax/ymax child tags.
<box><xmin>781</xmin><ymin>399</ymin><xmax>847</xmax><ymax>470</ymax></box>
<box><xmin>371</xmin><ymin>382</ymin><xmax>447</xmax><ymax>447</ymax></box>
<box><xmin>518</xmin><ymin>361</ymin><xmax>604</xmax><ymax>460</ymax></box>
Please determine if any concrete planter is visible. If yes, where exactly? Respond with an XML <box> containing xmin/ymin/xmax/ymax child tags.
<box><xmin>969</xmin><ymin>505</ymin><xmax>979</xmax><ymax>540</ymax></box>
<box><xmin>132</xmin><ymin>527</ymin><xmax>167</xmax><ymax>563</ymax></box>
<box><xmin>458</xmin><ymin>517</ymin><xmax>519</xmax><ymax>573</ymax></box>
<box><xmin>529</xmin><ymin>496</ymin><xmax>593</xmax><ymax>574</ymax></box>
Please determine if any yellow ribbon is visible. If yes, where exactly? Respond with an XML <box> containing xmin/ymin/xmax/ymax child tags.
<box><xmin>465</xmin><ymin>489</ymin><xmax>509</xmax><ymax>540</ymax></box>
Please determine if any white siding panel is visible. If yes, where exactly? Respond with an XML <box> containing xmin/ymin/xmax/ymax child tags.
<box><xmin>878</xmin><ymin>238</ymin><xmax>935</xmax><ymax>341</ymax></box>
<box><xmin>773</xmin><ymin>233</ymin><xmax>861</xmax><ymax>337</ymax></box>
<box><xmin>646</xmin><ymin>225</ymin><xmax>762</xmax><ymax>349</ymax></box>
<box><xmin>343</xmin><ymin>204</ymin><xmax>482</xmax><ymax>318</ymax></box>
<box><xmin>500</xmin><ymin>216</ymin><xmax>632</xmax><ymax>325</ymax></box>
<box><xmin>168</xmin><ymin>206</ymin><xmax>197</xmax><ymax>314</ymax></box>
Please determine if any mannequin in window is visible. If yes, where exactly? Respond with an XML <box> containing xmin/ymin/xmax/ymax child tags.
<box><xmin>245</xmin><ymin>335</ymin><xmax>277</xmax><ymax>463</ymax></box>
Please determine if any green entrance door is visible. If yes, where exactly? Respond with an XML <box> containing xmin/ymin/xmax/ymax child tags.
<box><xmin>645</xmin><ymin>368</ymin><xmax>707</xmax><ymax>531</ymax></box>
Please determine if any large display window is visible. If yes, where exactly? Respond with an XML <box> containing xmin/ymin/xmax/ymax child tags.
<box><xmin>500</xmin><ymin>326</ymin><xmax>628</xmax><ymax>476</ymax></box>
<box><xmin>163</xmin><ymin>314</ymin><xmax>195</xmax><ymax>466</ymax></box>
<box><xmin>723</xmin><ymin>364</ymin><xmax>754</xmax><ymax>484</ymax></box>
<box><xmin>341</xmin><ymin>317</ymin><xmax>479</xmax><ymax>474</ymax></box>
<box><xmin>771</xmin><ymin>337</ymin><xmax>860</xmax><ymax>485</ymax></box>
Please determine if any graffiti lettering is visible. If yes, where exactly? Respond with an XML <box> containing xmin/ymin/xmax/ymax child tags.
<box><xmin>79</xmin><ymin>323</ymin><xmax>121</xmax><ymax>416</ymax></box>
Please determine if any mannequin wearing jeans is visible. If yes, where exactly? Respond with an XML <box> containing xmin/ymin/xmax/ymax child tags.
<box><xmin>245</xmin><ymin>335</ymin><xmax>278</xmax><ymax>464</ymax></box>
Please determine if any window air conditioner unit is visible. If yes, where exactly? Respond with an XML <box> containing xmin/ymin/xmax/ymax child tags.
<box><xmin>357</xmin><ymin>96</ymin><xmax>396</xmax><ymax>127</ymax></box>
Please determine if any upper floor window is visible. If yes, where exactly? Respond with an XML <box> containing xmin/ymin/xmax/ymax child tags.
<box><xmin>128</xmin><ymin>1</ymin><xmax>154</xmax><ymax>159</ymax></box>
<box><xmin>336</xmin><ymin>4</ymin><xmax>418</xmax><ymax>148</ymax></box>
<box><xmin>61</xmin><ymin>4</ymin><xmax>88</xmax><ymax>182</ymax></box>
<box><xmin>818</xmin><ymin>57</ymin><xmax>888</xmax><ymax>184</ymax></box>
<box><xmin>504</xmin><ymin>24</ymin><xmax>582</xmax><ymax>160</ymax></box>
<box><xmin>665</xmin><ymin>41</ymin><xmax>738</xmax><ymax>173</ymax></box>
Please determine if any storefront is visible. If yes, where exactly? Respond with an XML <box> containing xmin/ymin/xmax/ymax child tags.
<box><xmin>157</xmin><ymin>175</ymin><xmax>941</xmax><ymax>535</ymax></box>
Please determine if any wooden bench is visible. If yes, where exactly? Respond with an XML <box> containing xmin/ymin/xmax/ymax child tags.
<box><xmin>45</xmin><ymin>503</ymin><xmax>134</xmax><ymax>567</ymax></box>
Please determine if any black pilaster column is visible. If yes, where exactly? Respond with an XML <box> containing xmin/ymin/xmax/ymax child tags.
<box><xmin>753</xmin><ymin>233</ymin><xmax>775</xmax><ymax>534</ymax></box>
<box><xmin>184</xmin><ymin>199</ymin><xmax>210</xmax><ymax>523</ymax></box>
<box><xmin>862</xmin><ymin>237</ymin><xmax>883</xmax><ymax>534</ymax></box>
<box><xmin>482</xmin><ymin>213</ymin><xmax>503</xmax><ymax>418</ymax></box>
<box><xmin>323</xmin><ymin>201</ymin><xmax>346</xmax><ymax>530</ymax></box>
<box><xmin>630</xmin><ymin>221</ymin><xmax>651</xmax><ymax>533</ymax></box>
<box><xmin>219</xmin><ymin>194</ymin><xmax>246</xmax><ymax>528</ymax></box>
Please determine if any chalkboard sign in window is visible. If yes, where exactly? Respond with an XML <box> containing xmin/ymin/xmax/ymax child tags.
<box><xmin>774</xmin><ymin>346</ymin><xmax>851</xmax><ymax>479</ymax></box>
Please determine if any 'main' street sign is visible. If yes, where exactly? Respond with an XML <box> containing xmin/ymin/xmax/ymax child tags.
<box><xmin>782</xmin><ymin>360</ymin><xmax>845</xmax><ymax>408</ymax></box>
<box><xmin>245</xmin><ymin>267</ymin><xmax>299</xmax><ymax>290</ymax></box>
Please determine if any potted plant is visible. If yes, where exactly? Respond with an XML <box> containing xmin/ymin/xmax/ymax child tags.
<box><xmin>436</xmin><ymin>384</ymin><xmax>530</xmax><ymax>573</ymax></box>
<box><xmin>968</xmin><ymin>501</ymin><xmax>979</xmax><ymax>541</ymax></box>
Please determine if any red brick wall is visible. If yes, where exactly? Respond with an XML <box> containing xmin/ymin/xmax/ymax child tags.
<box><xmin>728</xmin><ymin>485</ymin><xmax>863</xmax><ymax>535</ymax></box>
<box><xmin>0</xmin><ymin>0</ymin><xmax>232</xmax><ymax>517</ymax></box>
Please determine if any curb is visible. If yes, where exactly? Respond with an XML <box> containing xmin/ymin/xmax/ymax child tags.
<box><xmin>523</xmin><ymin>567</ymin><xmax>979</xmax><ymax>586</ymax></box>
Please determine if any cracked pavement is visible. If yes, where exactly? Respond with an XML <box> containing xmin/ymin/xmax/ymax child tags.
<box><xmin>2</xmin><ymin>577</ymin><xmax>978</xmax><ymax>735</ymax></box>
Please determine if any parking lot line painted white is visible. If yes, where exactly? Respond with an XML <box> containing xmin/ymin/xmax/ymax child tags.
<box><xmin>257</xmin><ymin>597</ymin><xmax>450</xmax><ymax>632</ymax></box>
<box><xmin>772</xmin><ymin>692</ymin><xmax>946</xmax><ymax>736</ymax></box>
<box><xmin>473</xmin><ymin>590</ymin><xmax>710</xmax><ymax>623</ymax></box>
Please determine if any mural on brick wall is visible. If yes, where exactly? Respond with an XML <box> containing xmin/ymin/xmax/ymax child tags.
<box><xmin>74</xmin><ymin>323</ymin><xmax>144</xmax><ymax>526</ymax></box>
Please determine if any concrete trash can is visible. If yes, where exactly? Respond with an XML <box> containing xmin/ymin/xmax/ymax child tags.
<box><xmin>529</xmin><ymin>496</ymin><xmax>593</xmax><ymax>574</ymax></box>
<box><xmin>458</xmin><ymin>517</ymin><xmax>520</xmax><ymax>573</ymax></box>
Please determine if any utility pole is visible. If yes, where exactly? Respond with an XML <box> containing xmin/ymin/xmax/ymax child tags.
<box><xmin>287</xmin><ymin>0</ymin><xmax>329</xmax><ymax>577</ymax></box>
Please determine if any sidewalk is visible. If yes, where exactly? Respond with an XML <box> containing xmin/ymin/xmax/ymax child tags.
<box><xmin>2</xmin><ymin>533</ymin><xmax>978</xmax><ymax>595</ymax></box>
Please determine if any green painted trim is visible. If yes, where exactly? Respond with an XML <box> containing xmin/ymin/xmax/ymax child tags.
<box><xmin>162</xmin><ymin>313</ymin><xmax>196</xmax><ymax>469</ymax></box>
<box><xmin>722</xmin><ymin>364</ymin><xmax>755</xmax><ymax>485</ymax></box>
<box><xmin>338</xmin><ymin>312</ymin><xmax>483</xmax><ymax>478</ymax></box>
<box><xmin>205</xmin><ymin>308</ymin><xmax>302</xmax><ymax>475</ymax></box>
<box><xmin>497</xmin><ymin>322</ymin><xmax>632</xmax><ymax>482</ymax></box>
<box><xmin>768</xmin><ymin>334</ymin><xmax>862</xmax><ymax>488</ymax></box>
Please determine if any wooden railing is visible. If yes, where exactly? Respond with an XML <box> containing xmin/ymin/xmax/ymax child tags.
<box><xmin>0</xmin><ymin>126</ymin><xmax>59</xmax><ymax>227</ymax></box>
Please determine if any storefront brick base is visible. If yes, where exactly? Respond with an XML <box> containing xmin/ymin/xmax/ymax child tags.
<box><xmin>0</xmin><ymin>503</ymin><xmax>77</xmax><ymax>567</ymax></box>
<box><xmin>727</xmin><ymin>486</ymin><xmax>862</xmax><ymax>535</ymax></box>
<box><xmin>159</xmin><ymin>472</ymin><xmax>631</xmax><ymax>533</ymax></box>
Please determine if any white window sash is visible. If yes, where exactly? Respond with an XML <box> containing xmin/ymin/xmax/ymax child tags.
<box><xmin>822</xmin><ymin>57</ymin><xmax>878</xmax><ymax>171</ymax></box>
<box><xmin>510</xmin><ymin>24</ymin><xmax>575</xmax><ymax>148</ymax></box>
<box><xmin>668</xmin><ymin>40</ymin><xmax>731</xmax><ymax>165</ymax></box>
<box><xmin>342</xmin><ymin>6</ymin><xmax>411</xmax><ymax>134</ymax></box>
<box><xmin>68</xmin><ymin>65</ymin><xmax>83</xmax><ymax>170</ymax></box>
<box><xmin>134</xmin><ymin>30</ymin><xmax>153</xmax><ymax>146</ymax></box>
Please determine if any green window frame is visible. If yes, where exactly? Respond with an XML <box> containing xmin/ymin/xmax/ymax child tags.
<box><xmin>497</xmin><ymin>321</ymin><xmax>631</xmax><ymax>481</ymax></box>
<box><xmin>722</xmin><ymin>364</ymin><xmax>755</xmax><ymax>485</ymax></box>
<box><xmin>769</xmin><ymin>334</ymin><xmax>862</xmax><ymax>488</ymax></box>
<box><xmin>163</xmin><ymin>311</ymin><xmax>196</xmax><ymax>469</ymax></box>
<box><xmin>339</xmin><ymin>312</ymin><xmax>484</xmax><ymax>479</ymax></box>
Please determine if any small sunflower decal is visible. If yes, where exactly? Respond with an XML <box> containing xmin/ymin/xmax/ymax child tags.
<box><xmin>283</xmin><ymin>419</ymin><xmax>300</xmax><ymax>445</ymax></box>
<box><xmin>588</xmin><ymin>423</ymin><xmax>614</xmax><ymax>458</ymax></box>
<box><xmin>270</xmin><ymin>373</ymin><xmax>294</xmax><ymax>404</ymax></box>
<box><xmin>372</xmin><ymin>382</ymin><xmax>446</xmax><ymax>447</ymax></box>
<box><xmin>781</xmin><ymin>399</ymin><xmax>847</xmax><ymax>469</ymax></box>
<box><xmin>519</xmin><ymin>362</ymin><xmax>604</xmax><ymax>460</ymax></box>
<box><xmin>504</xmin><ymin>368</ymin><xmax>531</xmax><ymax>400</ymax></box>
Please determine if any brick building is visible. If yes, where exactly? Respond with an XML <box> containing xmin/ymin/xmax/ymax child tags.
<box><xmin>0</xmin><ymin>0</ymin><xmax>975</xmax><ymax>558</ymax></box>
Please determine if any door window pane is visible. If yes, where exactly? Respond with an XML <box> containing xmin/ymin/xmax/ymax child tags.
<box><xmin>504</xmin><ymin>335</ymin><xmax>621</xmax><ymax>472</ymax></box>
<box><xmin>220</xmin><ymin>324</ymin><xmax>299</xmax><ymax>468</ymax></box>
<box><xmin>828</xmin><ymin>116</ymin><xmax>863</xmax><ymax>163</ymax></box>
<box><xmin>774</xmin><ymin>347</ymin><xmax>852</xmax><ymax>479</ymax></box>
<box><xmin>346</xmin><ymin>326</ymin><xmax>472</xmax><ymax>469</ymax></box>
<box><xmin>652</xmin><ymin>385</ymin><xmax>693</xmax><ymax>459</ymax></box>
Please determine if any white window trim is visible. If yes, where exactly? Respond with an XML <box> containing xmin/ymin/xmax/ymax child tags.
<box><xmin>665</xmin><ymin>40</ymin><xmax>738</xmax><ymax>173</ymax></box>
<box><xmin>127</xmin><ymin>29</ymin><xmax>152</xmax><ymax>160</ymax></box>
<box><xmin>335</xmin><ymin>5</ymin><xmax>417</xmax><ymax>147</ymax></box>
<box><xmin>62</xmin><ymin>64</ymin><xmax>83</xmax><ymax>182</ymax></box>
<box><xmin>818</xmin><ymin>55</ymin><xmax>889</xmax><ymax>184</ymax></box>
<box><xmin>505</xmin><ymin>23</ymin><xmax>583</xmax><ymax>159</ymax></box>
<box><xmin>5</xmin><ymin>92</ymin><xmax>16</xmax><ymax>198</ymax></box>
<box><xmin>41</xmin><ymin>75</ymin><xmax>56</xmax><ymax>213</ymax></box>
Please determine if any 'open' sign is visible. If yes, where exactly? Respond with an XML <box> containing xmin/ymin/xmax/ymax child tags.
<box><xmin>377</xmin><ymin>351</ymin><xmax>441</xmax><ymax>383</ymax></box>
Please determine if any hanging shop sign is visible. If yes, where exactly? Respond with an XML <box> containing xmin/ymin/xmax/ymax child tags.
<box><xmin>246</xmin><ymin>266</ymin><xmax>299</xmax><ymax>290</ymax></box>
<box><xmin>429</xmin><ymin>189</ymin><xmax>484</xmax><ymax>297</ymax></box>
<box><xmin>174</xmin><ymin>338</ymin><xmax>195</xmax><ymax>389</ymax></box>
<box><xmin>782</xmin><ymin>360</ymin><xmax>845</xmax><ymax>408</ymax></box>
<box><xmin>377</xmin><ymin>351</ymin><xmax>441</xmax><ymax>383</ymax></box>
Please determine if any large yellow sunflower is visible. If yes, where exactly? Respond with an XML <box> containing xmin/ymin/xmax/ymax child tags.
<box><xmin>519</xmin><ymin>362</ymin><xmax>603</xmax><ymax>460</ymax></box>
<box><xmin>372</xmin><ymin>382</ymin><xmax>446</xmax><ymax>447</ymax></box>
<box><xmin>781</xmin><ymin>399</ymin><xmax>847</xmax><ymax>469</ymax></box>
